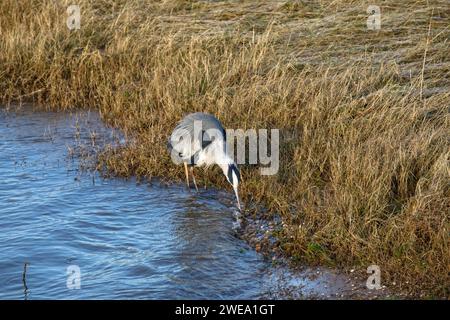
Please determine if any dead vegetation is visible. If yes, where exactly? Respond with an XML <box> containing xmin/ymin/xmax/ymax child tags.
<box><xmin>0</xmin><ymin>0</ymin><xmax>448</xmax><ymax>297</ymax></box>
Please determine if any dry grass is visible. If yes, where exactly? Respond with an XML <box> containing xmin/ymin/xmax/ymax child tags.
<box><xmin>0</xmin><ymin>0</ymin><xmax>448</xmax><ymax>297</ymax></box>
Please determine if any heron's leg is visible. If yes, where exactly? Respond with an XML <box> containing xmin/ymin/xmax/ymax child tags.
<box><xmin>184</xmin><ymin>162</ymin><xmax>190</xmax><ymax>189</ymax></box>
<box><xmin>190</xmin><ymin>166</ymin><xmax>199</xmax><ymax>192</ymax></box>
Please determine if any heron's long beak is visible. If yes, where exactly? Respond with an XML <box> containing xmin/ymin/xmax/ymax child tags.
<box><xmin>233</xmin><ymin>185</ymin><xmax>241</xmax><ymax>211</ymax></box>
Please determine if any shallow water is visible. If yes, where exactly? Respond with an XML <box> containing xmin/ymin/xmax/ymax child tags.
<box><xmin>0</xmin><ymin>107</ymin><xmax>360</xmax><ymax>300</ymax></box>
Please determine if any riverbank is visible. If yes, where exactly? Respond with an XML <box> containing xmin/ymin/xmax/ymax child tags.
<box><xmin>1</xmin><ymin>0</ymin><xmax>448</xmax><ymax>298</ymax></box>
<box><xmin>0</xmin><ymin>105</ymin><xmax>393</xmax><ymax>299</ymax></box>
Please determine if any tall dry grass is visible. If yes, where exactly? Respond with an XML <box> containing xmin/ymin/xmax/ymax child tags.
<box><xmin>0</xmin><ymin>0</ymin><xmax>448</xmax><ymax>297</ymax></box>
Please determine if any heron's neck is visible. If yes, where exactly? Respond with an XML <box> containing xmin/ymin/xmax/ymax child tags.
<box><xmin>215</xmin><ymin>149</ymin><xmax>235</xmax><ymax>173</ymax></box>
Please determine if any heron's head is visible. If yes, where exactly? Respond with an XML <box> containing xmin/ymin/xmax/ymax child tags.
<box><xmin>224</xmin><ymin>163</ymin><xmax>241</xmax><ymax>210</ymax></box>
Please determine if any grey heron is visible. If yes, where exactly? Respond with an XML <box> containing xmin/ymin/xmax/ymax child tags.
<box><xmin>168</xmin><ymin>112</ymin><xmax>241</xmax><ymax>210</ymax></box>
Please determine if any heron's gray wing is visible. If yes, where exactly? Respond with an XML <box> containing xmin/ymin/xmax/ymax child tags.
<box><xmin>187</xmin><ymin>130</ymin><xmax>214</xmax><ymax>165</ymax></box>
<box><xmin>201</xmin><ymin>130</ymin><xmax>214</xmax><ymax>149</ymax></box>
<box><xmin>169</xmin><ymin>113</ymin><xmax>226</xmax><ymax>164</ymax></box>
<box><xmin>184</xmin><ymin>113</ymin><xmax>226</xmax><ymax>140</ymax></box>
<box><xmin>169</xmin><ymin>117</ymin><xmax>202</xmax><ymax>160</ymax></box>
